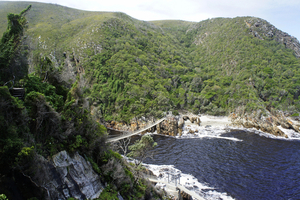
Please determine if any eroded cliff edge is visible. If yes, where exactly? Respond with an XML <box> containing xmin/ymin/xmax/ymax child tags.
<box><xmin>22</xmin><ymin>151</ymin><xmax>104</xmax><ymax>200</ymax></box>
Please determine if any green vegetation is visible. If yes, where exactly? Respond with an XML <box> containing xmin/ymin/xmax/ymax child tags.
<box><xmin>84</xmin><ymin>16</ymin><xmax>300</xmax><ymax>120</ymax></box>
<box><xmin>1</xmin><ymin>1</ymin><xmax>300</xmax><ymax>199</ymax></box>
<box><xmin>0</xmin><ymin>6</ymin><xmax>163</xmax><ymax>199</ymax></box>
<box><xmin>2</xmin><ymin>2</ymin><xmax>299</xmax><ymax>120</ymax></box>
<box><xmin>0</xmin><ymin>194</ymin><xmax>8</xmax><ymax>200</ymax></box>
<box><xmin>128</xmin><ymin>135</ymin><xmax>157</xmax><ymax>166</ymax></box>
<box><xmin>97</xmin><ymin>184</ymin><xmax>118</xmax><ymax>200</ymax></box>
<box><xmin>0</xmin><ymin>4</ymin><xmax>31</xmax><ymax>84</ymax></box>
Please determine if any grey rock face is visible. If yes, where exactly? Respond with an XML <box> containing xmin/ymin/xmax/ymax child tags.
<box><xmin>27</xmin><ymin>151</ymin><xmax>104</xmax><ymax>200</ymax></box>
<box><xmin>246</xmin><ymin>18</ymin><xmax>300</xmax><ymax>57</ymax></box>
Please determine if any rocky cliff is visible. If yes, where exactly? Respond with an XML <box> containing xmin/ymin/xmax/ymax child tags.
<box><xmin>23</xmin><ymin>151</ymin><xmax>104</xmax><ymax>200</ymax></box>
<box><xmin>157</xmin><ymin>117</ymin><xmax>179</xmax><ymax>136</ymax></box>
<box><xmin>245</xmin><ymin>18</ymin><xmax>300</xmax><ymax>57</ymax></box>
<box><xmin>231</xmin><ymin>109</ymin><xmax>300</xmax><ymax>137</ymax></box>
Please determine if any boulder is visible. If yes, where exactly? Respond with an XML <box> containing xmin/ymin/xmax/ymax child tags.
<box><xmin>178</xmin><ymin>117</ymin><xmax>184</xmax><ymax>129</ymax></box>
<box><xmin>190</xmin><ymin>116</ymin><xmax>201</xmax><ymax>126</ymax></box>
<box><xmin>188</xmin><ymin>129</ymin><xmax>195</xmax><ymax>134</ymax></box>
<box><xmin>156</xmin><ymin>117</ymin><xmax>178</xmax><ymax>136</ymax></box>
<box><xmin>182</xmin><ymin>116</ymin><xmax>190</xmax><ymax>121</ymax></box>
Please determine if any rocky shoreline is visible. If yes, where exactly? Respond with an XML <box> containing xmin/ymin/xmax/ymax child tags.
<box><xmin>230</xmin><ymin>110</ymin><xmax>300</xmax><ymax>138</ymax></box>
<box><xmin>106</xmin><ymin>111</ymin><xmax>300</xmax><ymax>139</ymax></box>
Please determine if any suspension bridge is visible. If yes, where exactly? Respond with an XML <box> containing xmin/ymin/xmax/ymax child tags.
<box><xmin>106</xmin><ymin>117</ymin><xmax>166</xmax><ymax>143</ymax></box>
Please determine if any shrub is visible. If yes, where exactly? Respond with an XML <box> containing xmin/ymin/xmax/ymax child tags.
<box><xmin>97</xmin><ymin>185</ymin><xmax>118</xmax><ymax>200</ymax></box>
<box><xmin>291</xmin><ymin>113</ymin><xmax>299</xmax><ymax>117</ymax></box>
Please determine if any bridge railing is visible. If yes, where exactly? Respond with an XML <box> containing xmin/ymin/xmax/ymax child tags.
<box><xmin>106</xmin><ymin>130</ymin><xmax>132</xmax><ymax>138</ymax></box>
<box><xmin>107</xmin><ymin>117</ymin><xmax>166</xmax><ymax>142</ymax></box>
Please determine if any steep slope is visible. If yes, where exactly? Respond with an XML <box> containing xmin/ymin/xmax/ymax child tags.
<box><xmin>1</xmin><ymin>2</ymin><xmax>300</xmax><ymax>121</ymax></box>
<box><xmin>0</xmin><ymin>6</ymin><xmax>165</xmax><ymax>199</ymax></box>
<box><xmin>1</xmin><ymin>2</ymin><xmax>300</xmax><ymax>198</ymax></box>
<box><xmin>182</xmin><ymin>17</ymin><xmax>300</xmax><ymax>114</ymax></box>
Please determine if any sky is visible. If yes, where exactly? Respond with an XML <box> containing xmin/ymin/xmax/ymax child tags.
<box><xmin>3</xmin><ymin>0</ymin><xmax>300</xmax><ymax>40</ymax></box>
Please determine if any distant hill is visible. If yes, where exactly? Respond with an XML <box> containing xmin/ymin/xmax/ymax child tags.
<box><xmin>1</xmin><ymin>1</ymin><xmax>300</xmax><ymax>122</ymax></box>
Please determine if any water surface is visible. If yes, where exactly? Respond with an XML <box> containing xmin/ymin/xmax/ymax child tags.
<box><xmin>143</xmin><ymin>130</ymin><xmax>300</xmax><ymax>199</ymax></box>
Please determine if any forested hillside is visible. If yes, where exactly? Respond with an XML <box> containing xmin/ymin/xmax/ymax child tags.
<box><xmin>0</xmin><ymin>4</ymin><xmax>164</xmax><ymax>199</ymax></box>
<box><xmin>1</xmin><ymin>2</ymin><xmax>300</xmax><ymax>124</ymax></box>
<box><xmin>1</xmin><ymin>1</ymin><xmax>300</xmax><ymax>199</ymax></box>
<box><xmin>81</xmin><ymin>15</ymin><xmax>300</xmax><ymax>121</ymax></box>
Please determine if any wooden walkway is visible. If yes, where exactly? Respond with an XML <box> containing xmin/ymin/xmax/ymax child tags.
<box><xmin>11</xmin><ymin>88</ymin><xmax>25</xmax><ymax>99</ymax></box>
<box><xmin>144</xmin><ymin>174</ymin><xmax>205</xmax><ymax>200</ymax></box>
<box><xmin>106</xmin><ymin>117</ymin><xmax>166</xmax><ymax>143</ymax></box>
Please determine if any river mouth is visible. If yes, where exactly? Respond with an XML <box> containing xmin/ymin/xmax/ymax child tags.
<box><xmin>142</xmin><ymin>130</ymin><xmax>300</xmax><ymax>200</ymax></box>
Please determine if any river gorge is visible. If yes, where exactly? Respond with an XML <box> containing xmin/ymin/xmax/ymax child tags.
<box><xmin>138</xmin><ymin>124</ymin><xmax>300</xmax><ymax>200</ymax></box>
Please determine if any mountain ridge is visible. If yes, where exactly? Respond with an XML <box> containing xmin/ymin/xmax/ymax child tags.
<box><xmin>1</xmin><ymin>1</ymin><xmax>300</xmax><ymax>121</ymax></box>
<box><xmin>1</xmin><ymin>2</ymin><xmax>300</xmax><ymax>199</ymax></box>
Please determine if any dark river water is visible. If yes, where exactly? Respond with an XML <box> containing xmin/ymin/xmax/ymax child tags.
<box><xmin>142</xmin><ymin>130</ymin><xmax>300</xmax><ymax>200</ymax></box>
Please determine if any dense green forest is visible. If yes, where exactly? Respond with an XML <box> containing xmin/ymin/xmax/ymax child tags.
<box><xmin>1</xmin><ymin>2</ymin><xmax>299</xmax><ymax>124</ymax></box>
<box><xmin>1</xmin><ymin>1</ymin><xmax>300</xmax><ymax>195</ymax></box>
<box><xmin>1</xmin><ymin>1</ymin><xmax>300</xmax><ymax>199</ymax></box>
<box><xmin>0</xmin><ymin>5</ymin><xmax>163</xmax><ymax>200</ymax></box>
<box><xmin>85</xmin><ymin>17</ymin><xmax>300</xmax><ymax>122</ymax></box>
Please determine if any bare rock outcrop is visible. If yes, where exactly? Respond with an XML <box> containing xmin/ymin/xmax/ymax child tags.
<box><xmin>182</xmin><ymin>115</ymin><xmax>201</xmax><ymax>124</ymax></box>
<box><xmin>157</xmin><ymin>117</ymin><xmax>178</xmax><ymax>136</ymax></box>
<box><xmin>231</xmin><ymin>110</ymin><xmax>300</xmax><ymax>137</ymax></box>
<box><xmin>245</xmin><ymin>18</ymin><xmax>300</xmax><ymax>57</ymax></box>
<box><xmin>190</xmin><ymin>116</ymin><xmax>201</xmax><ymax>125</ymax></box>
<box><xmin>24</xmin><ymin>151</ymin><xmax>104</xmax><ymax>200</ymax></box>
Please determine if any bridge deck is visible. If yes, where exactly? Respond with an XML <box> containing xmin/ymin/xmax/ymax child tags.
<box><xmin>106</xmin><ymin>117</ymin><xmax>166</xmax><ymax>143</ymax></box>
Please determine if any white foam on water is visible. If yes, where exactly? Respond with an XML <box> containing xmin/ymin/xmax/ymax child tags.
<box><xmin>143</xmin><ymin>163</ymin><xmax>235</xmax><ymax>200</ymax></box>
<box><xmin>228</xmin><ymin>125</ymin><xmax>300</xmax><ymax>141</ymax></box>
<box><xmin>177</xmin><ymin>123</ymin><xmax>243</xmax><ymax>142</ymax></box>
<box><xmin>152</xmin><ymin>119</ymin><xmax>300</xmax><ymax>142</ymax></box>
<box><xmin>122</xmin><ymin>156</ymin><xmax>234</xmax><ymax>199</ymax></box>
<box><xmin>277</xmin><ymin>126</ymin><xmax>300</xmax><ymax>139</ymax></box>
<box><xmin>134</xmin><ymin>116</ymin><xmax>300</xmax><ymax>199</ymax></box>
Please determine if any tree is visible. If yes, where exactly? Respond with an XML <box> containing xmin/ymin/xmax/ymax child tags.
<box><xmin>0</xmin><ymin>194</ymin><xmax>8</xmax><ymax>200</ymax></box>
<box><xmin>111</xmin><ymin>137</ymin><xmax>131</xmax><ymax>156</ymax></box>
<box><xmin>127</xmin><ymin>134</ymin><xmax>157</xmax><ymax>166</ymax></box>
<box><xmin>0</xmin><ymin>5</ymin><xmax>31</xmax><ymax>83</ymax></box>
